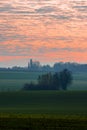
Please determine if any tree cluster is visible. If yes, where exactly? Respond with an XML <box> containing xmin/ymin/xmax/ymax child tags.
<box><xmin>22</xmin><ymin>69</ymin><xmax>73</xmax><ymax>91</ymax></box>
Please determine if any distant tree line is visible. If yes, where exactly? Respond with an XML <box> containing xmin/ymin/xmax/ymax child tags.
<box><xmin>0</xmin><ymin>61</ymin><xmax>87</xmax><ymax>73</ymax></box>
<box><xmin>22</xmin><ymin>69</ymin><xmax>73</xmax><ymax>91</ymax></box>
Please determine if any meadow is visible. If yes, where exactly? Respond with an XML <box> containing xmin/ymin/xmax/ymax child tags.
<box><xmin>0</xmin><ymin>71</ymin><xmax>87</xmax><ymax>91</ymax></box>
<box><xmin>0</xmin><ymin>71</ymin><xmax>87</xmax><ymax>129</ymax></box>
<box><xmin>0</xmin><ymin>91</ymin><xmax>87</xmax><ymax>129</ymax></box>
<box><xmin>0</xmin><ymin>91</ymin><xmax>87</xmax><ymax>115</ymax></box>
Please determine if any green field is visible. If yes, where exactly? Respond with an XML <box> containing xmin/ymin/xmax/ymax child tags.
<box><xmin>0</xmin><ymin>115</ymin><xmax>87</xmax><ymax>130</ymax></box>
<box><xmin>0</xmin><ymin>91</ymin><xmax>87</xmax><ymax>115</ymax></box>
<box><xmin>0</xmin><ymin>71</ymin><xmax>87</xmax><ymax>91</ymax></box>
<box><xmin>0</xmin><ymin>71</ymin><xmax>87</xmax><ymax>129</ymax></box>
<box><xmin>0</xmin><ymin>91</ymin><xmax>87</xmax><ymax>129</ymax></box>
<box><xmin>0</xmin><ymin>71</ymin><xmax>42</xmax><ymax>91</ymax></box>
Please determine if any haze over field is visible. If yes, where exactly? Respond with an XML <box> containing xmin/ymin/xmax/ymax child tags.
<box><xmin>0</xmin><ymin>0</ymin><xmax>87</xmax><ymax>67</ymax></box>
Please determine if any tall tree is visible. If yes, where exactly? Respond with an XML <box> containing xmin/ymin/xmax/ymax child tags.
<box><xmin>38</xmin><ymin>73</ymin><xmax>53</xmax><ymax>89</ymax></box>
<box><xmin>52</xmin><ymin>72</ymin><xmax>60</xmax><ymax>90</ymax></box>
<box><xmin>59</xmin><ymin>69</ymin><xmax>73</xmax><ymax>90</ymax></box>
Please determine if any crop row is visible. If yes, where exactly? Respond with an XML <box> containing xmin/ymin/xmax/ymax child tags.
<box><xmin>0</xmin><ymin>117</ymin><xmax>87</xmax><ymax>130</ymax></box>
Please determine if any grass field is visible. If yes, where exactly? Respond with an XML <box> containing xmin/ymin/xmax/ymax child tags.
<box><xmin>0</xmin><ymin>71</ymin><xmax>87</xmax><ymax>91</ymax></box>
<box><xmin>0</xmin><ymin>115</ymin><xmax>87</xmax><ymax>130</ymax></box>
<box><xmin>0</xmin><ymin>91</ymin><xmax>87</xmax><ymax>129</ymax></box>
<box><xmin>0</xmin><ymin>71</ymin><xmax>42</xmax><ymax>91</ymax></box>
<box><xmin>0</xmin><ymin>71</ymin><xmax>87</xmax><ymax>129</ymax></box>
<box><xmin>0</xmin><ymin>91</ymin><xmax>87</xmax><ymax>115</ymax></box>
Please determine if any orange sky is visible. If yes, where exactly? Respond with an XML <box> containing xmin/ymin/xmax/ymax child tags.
<box><xmin>0</xmin><ymin>0</ymin><xmax>87</xmax><ymax>67</ymax></box>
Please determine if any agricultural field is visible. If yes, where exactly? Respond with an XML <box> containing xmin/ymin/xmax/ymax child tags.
<box><xmin>0</xmin><ymin>91</ymin><xmax>87</xmax><ymax>129</ymax></box>
<box><xmin>0</xmin><ymin>91</ymin><xmax>87</xmax><ymax>115</ymax></box>
<box><xmin>0</xmin><ymin>71</ymin><xmax>43</xmax><ymax>91</ymax></box>
<box><xmin>0</xmin><ymin>71</ymin><xmax>87</xmax><ymax>129</ymax></box>
<box><xmin>0</xmin><ymin>115</ymin><xmax>87</xmax><ymax>130</ymax></box>
<box><xmin>0</xmin><ymin>71</ymin><xmax>87</xmax><ymax>91</ymax></box>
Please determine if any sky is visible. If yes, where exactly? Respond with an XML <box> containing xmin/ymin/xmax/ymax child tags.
<box><xmin>0</xmin><ymin>0</ymin><xmax>87</xmax><ymax>67</ymax></box>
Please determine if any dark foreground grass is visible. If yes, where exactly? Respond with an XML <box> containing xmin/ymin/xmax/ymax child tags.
<box><xmin>0</xmin><ymin>91</ymin><xmax>87</xmax><ymax>129</ymax></box>
<box><xmin>0</xmin><ymin>91</ymin><xmax>87</xmax><ymax>115</ymax></box>
<box><xmin>0</xmin><ymin>115</ymin><xmax>87</xmax><ymax>130</ymax></box>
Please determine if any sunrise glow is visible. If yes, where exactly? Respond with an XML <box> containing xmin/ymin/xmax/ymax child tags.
<box><xmin>0</xmin><ymin>0</ymin><xmax>87</xmax><ymax>67</ymax></box>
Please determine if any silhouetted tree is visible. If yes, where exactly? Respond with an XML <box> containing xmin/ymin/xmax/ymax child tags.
<box><xmin>52</xmin><ymin>72</ymin><xmax>60</xmax><ymax>90</ymax></box>
<box><xmin>38</xmin><ymin>72</ymin><xmax>60</xmax><ymax>90</ymax></box>
<box><xmin>22</xmin><ymin>69</ymin><xmax>73</xmax><ymax>91</ymax></box>
<box><xmin>22</xmin><ymin>82</ymin><xmax>35</xmax><ymax>90</ymax></box>
<box><xmin>59</xmin><ymin>69</ymin><xmax>72</xmax><ymax>90</ymax></box>
<box><xmin>38</xmin><ymin>73</ymin><xmax>53</xmax><ymax>90</ymax></box>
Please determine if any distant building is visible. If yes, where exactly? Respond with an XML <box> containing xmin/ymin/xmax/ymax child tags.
<box><xmin>28</xmin><ymin>59</ymin><xmax>41</xmax><ymax>71</ymax></box>
<box><xmin>28</xmin><ymin>59</ymin><xmax>33</xmax><ymax>68</ymax></box>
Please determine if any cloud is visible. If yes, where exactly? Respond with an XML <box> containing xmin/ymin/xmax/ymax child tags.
<box><xmin>51</xmin><ymin>15</ymin><xmax>71</xmax><ymax>20</ymax></box>
<box><xmin>0</xmin><ymin>0</ymin><xmax>87</xmax><ymax>66</ymax></box>
<box><xmin>36</xmin><ymin>6</ymin><xmax>56</xmax><ymax>13</ymax></box>
<box><xmin>0</xmin><ymin>33</ymin><xmax>28</xmax><ymax>43</ymax></box>
<box><xmin>38</xmin><ymin>46</ymin><xmax>87</xmax><ymax>54</ymax></box>
<box><xmin>0</xmin><ymin>3</ymin><xmax>15</xmax><ymax>13</ymax></box>
<box><xmin>0</xmin><ymin>34</ymin><xmax>8</xmax><ymax>42</ymax></box>
<box><xmin>73</xmin><ymin>5</ymin><xmax>87</xmax><ymax>11</ymax></box>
